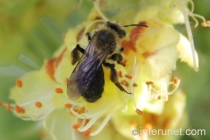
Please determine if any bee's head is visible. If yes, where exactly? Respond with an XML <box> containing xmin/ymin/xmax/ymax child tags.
<box><xmin>106</xmin><ymin>21</ymin><xmax>126</xmax><ymax>38</ymax></box>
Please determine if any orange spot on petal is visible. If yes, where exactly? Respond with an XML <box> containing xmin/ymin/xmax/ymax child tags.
<box><xmin>45</xmin><ymin>48</ymin><xmax>67</xmax><ymax>81</ymax></box>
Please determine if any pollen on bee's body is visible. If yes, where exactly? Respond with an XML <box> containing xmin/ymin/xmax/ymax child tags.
<box><xmin>55</xmin><ymin>88</ymin><xmax>63</xmax><ymax>94</ymax></box>
<box><xmin>35</xmin><ymin>102</ymin><xmax>42</xmax><ymax>108</ymax></box>
<box><xmin>16</xmin><ymin>79</ymin><xmax>22</xmax><ymax>88</ymax></box>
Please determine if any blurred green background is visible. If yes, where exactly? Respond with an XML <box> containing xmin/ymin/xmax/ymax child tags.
<box><xmin>0</xmin><ymin>0</ymin><xmax>209</xmax><ymax>140</ymax></box>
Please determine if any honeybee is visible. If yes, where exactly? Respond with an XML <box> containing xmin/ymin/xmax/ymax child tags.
<box><xmin>67</xmin><ymin>21</ymin><xmax>147</xmax><ymax>102</ymax></box>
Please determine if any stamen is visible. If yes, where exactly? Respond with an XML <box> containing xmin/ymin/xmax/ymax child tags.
<box><xmin>55</xmin><ymin>88</ymin><xmax>63</xmax><ymax>94</ymax></box>
<box><xmin>74</xmin><ymin>0</ymin><xmax>83</xmax><ymax>9</ymax></box>
<box><xmin>0</xmin><ymin>102</ymin><xmax>2</xmax><ymax>106</ymax></box>
<box><xmin>133</xmin><ymin>83</ymin><xmax>138</xmax><ymax>87</ymax></box>
<box><xmin>176</xmin><ymin>0</ymin><xmax>209</xmax><ymax>71</ymax></box>
<box><xmin>146</xmin><ymin>77</ymin><xmax>181</xmax><ymax>101</ymax></box>
<box><xmin>121</xmin><ymin>80</ymin><xmax>129</xmax><ymax>87</ymax></box>
<box><xmin>35</xmin><ymin>102</ymin><xmax>42</xmax><ymax>108</ymax></box>
<box><xmin>125</xmin><ymin>74</ymin><xmax>133</xmax><ymax>79</ymax></box>
<box><xmin>16</xmin><ymin>79</ymin><xmax>22</xmax><ymax>88</ymax></box>
<box><xmin>135</xmin><ymin>109</ymin><xmax>143</xmax><ymax>115</ymax></box>
<box><xmin>202</xmin><ymin>21</ymin><xmax>210</xmax><ymax>27</ymax></box>
<box><xmin>72</xmin><ymin>124</ymin><xmax>80</xmax><ymax>130</ymax></box>
<box><xmin>93</xmin><ymin>0</ymin><xmax>109</xmax><ymax>21</ymax></box>
<box><xmin>118</xmin><ymin>71</ymin><xmax>123</xmax><ymax>78</ymax></box>
<box><xmin>83</xmin><ymin>129</ymin><xmax>91</xmax><ymax>137</ymax></box>
<box><xmin>121</xmin><ymin>60</ymin><xmax>127</xmax><ymax>66</ymax></box>
<box><xmin>144</xmin><ymin>123</ymin><xmax>153</xmax><ymax>132</ymax></box>
<box><xmin>65</xmin><ymin>103</ymin><xmax>72</xmax><ymax>108</ymax></box>
<box><xmin>20</xmin><ymin>107</ymin><xmax>25</xmax><ymax>114</ymax></box>
<box><xmin>89</xmin><ymin>106</ymin><xmax>120</xmax><ymax>136</ymax></box>
<box><xmin>15</xmin><ymin>105</ymin><xmax>22</xmax><ymax>114</ymax></box>
<box><xmin>78</xmin><ymin>107</ymin><xmax>85</xmax><ymax>114</ymax></box>
<box><xmin>5</xmin><ymin>103</ymin><xmax>11</xmax><ymax>111</ymax></box>
<box><xmin>39</xmin><ymin>131</ymin><xmax>45</xmax><ymax>138</ymax></box>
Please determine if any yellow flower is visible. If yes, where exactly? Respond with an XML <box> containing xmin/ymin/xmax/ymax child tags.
<box><xmin>1</xmin><ymin>0</ymin><xmax>208</xmax><ymax>139</ymax></box>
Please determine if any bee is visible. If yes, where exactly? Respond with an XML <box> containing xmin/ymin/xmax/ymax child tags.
<box><xmin>67</xmin><ymin>21</ymin><xmax>147</xmax><ymax>102</ymax></box>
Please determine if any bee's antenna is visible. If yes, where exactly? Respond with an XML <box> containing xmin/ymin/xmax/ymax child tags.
<box><xmin>123</xmin><ymin>24</ymin><xmax>148</xmax><ymax>28</ymax></box>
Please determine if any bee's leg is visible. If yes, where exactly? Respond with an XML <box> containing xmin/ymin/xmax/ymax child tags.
<box><xmin>85</xmin><ymin>32</ymin><xmax>92</xmax><ymax>42</ymax></box>
<box><xmin>108</xmin><ymin>53</ymin><xmax>125</xmax><ymax>66</ymax></box>
<box><xmin>71</xmin><ymin>44</ymin><xmax>85</xmax><ymax>65</ymax></box>
<box><xmin>103</xmin><ymin>62</ymin><xmax>130</xmax><ymax>94</ymax></box>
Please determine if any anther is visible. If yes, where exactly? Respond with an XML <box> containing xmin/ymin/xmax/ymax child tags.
<box><xmin>39</xmin><ymin>131</ymin><xmax>45</xmax><ymax>138</ymax></box>
<box><xmin>158</xmin><ymin>96</ymin><xmax>161</xmax><ymax>100</ymax></box>
<box><xmin>202</xmin><ymin>21</ymin><xmax>210</xmax><ymax>27</ymax></box>
<box><xmin>55</xmin><ymin>88</ymin><xmax>63</xmax><ymax>94</ymax></box>
<box><xmin>15</xmin><ymin>105</ymin><xmax>22</xmax><ymax>114</ymax></box>
<box><xmin>35</xmin><ymin>102</ymin><xmax>42</xmax><ymax>108</ymax></box>
<box><xmin>121</xmin><ymin>80</ymin><xmax>129</xmax><ymax>87</ymax></box>
<box><xmin>146</xmin><ymin>81</ymin><xmax>153</xmax><ymax>85</ymax></box>
<box><xmin>20</xmin><ymin>107</ymin><xmax>25</xmax><ymax>114</ymax></box>
<box><xmin>83</xmin><ymin>129</ymin><xmax>91</xmax><ymax>137</ymax></box>
<box><xmin>144</xmin><ymin>123</ymin><xmax>153</xmax><ymax>132</ymax></box>
<box><xmin>125</xmin><ymin>74</ymin><xmax>132</xmax><ymax>79</ymax></box>
<box><xmin>65</xmin><ymin>103</ymin><xmax>72</xmax><ymax>108</ymax></box>
<box><xmin>72</xmin><ymin>124</ymin><xmax>80</xmax><ymax>130</ymax></box>
<box><xmin>16</xmin><ymin>79</ymin><xmax>22</xmax><ymax>88</ymax></box>
<box><xmin>133</xmin><ymin>83</ymin><xmax>138</xmax><ymax>87</ymax></box>
<box><xmin>78</xmin><ymin>107</ymin><xmax>85</xmax><ymax>114</ymax></box>
<box><xmin>121</xmin><ymin>60</ymin><xmax>127</xmax><ymax>66</ymax></box>
<box><xmin>173</xmin><ymin>77</ymin><xmax>179</xmax><ymax>84</ymax></box>
<box><xmin>135</xmin><ymin>109</ymin><xmax>143</xmax><ymax>115</ymax></box>
<box><xmin>118</xmin><ymin>71</ymin><xmax>123</xmax><ymax>78</ymax></box>
<box><xmin>0</xmin><ymin>102</ymin><xmax>2</xmax><ymax>106</ymax></box>
<box><xmin>5</xmin><ymin>103</ymin><xmax>11</xmax><ymax>111</ymax></box>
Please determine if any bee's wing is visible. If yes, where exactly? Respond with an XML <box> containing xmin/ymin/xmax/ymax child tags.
<box><xmin>67</xmin><ymin>40</ymin><xmax>114</xmax><ymax>100</ymax></box>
